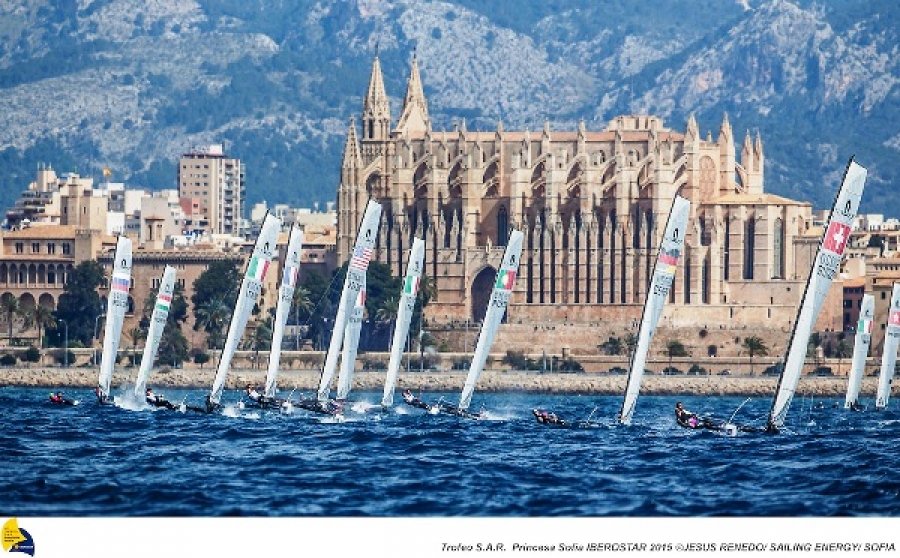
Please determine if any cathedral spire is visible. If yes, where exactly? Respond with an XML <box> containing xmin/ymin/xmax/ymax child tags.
<box><xmin>718</xmin><ymin>112</ymin><xmax>733</xmax><ymax>145</ymax></box>
<box><xmin>341</xmin><ymin>117</ymin><xmax>361</xmax><ymax>168</ymax></box>
<box><xmin>685</xmin><ymin>113</ymin><xmax>699</xmax><ymax>143</ymax></box>
<box><xmin>362</xmin><ymin>54</ymin><xmax>391</xmax><ymax>141</ymax></box>
<box><xmin>396</xmin><ymin>51</ymin><xmax>431</xmax><ymax>136</ymax></box>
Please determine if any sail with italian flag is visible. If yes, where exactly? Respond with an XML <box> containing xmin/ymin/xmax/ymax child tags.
<box><xmin>382</xmin><ymin>238</ymin><xmax>426</xmax><ymax>407</ymax></box>
<box><xmin>247</xmin><ymin>256</ymin><xmax>270</xmax><ymax>282</ymax></box>
<box><xmin>134</xmin><ymin>265</ymin><xmax>177</xmax><ymax>399</ymax></box>
<box><xmin>495</xmin><ymin>269</ymin><xmax>516</xmax><ymax>291</ymax></box>
<box><xmin>845</xmin><ymin>294</ymin><xmax>873</xmax><ymax>409</ymax></box>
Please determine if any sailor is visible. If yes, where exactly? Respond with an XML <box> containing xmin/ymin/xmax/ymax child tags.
<box><xmin>95</xmin><ymin>387</ymin><xmax>111</xmax><ymax>405</ymax></box>
<box><xmin>204</xmin><ymin>394</ymin><xmax>218</xmax><ymax>414</ymax></box>
<box><xmin>145</xmin><ymin>388</ymin><xmax>176</xmax><ymax>410</ymax></box>
<box><xmin>245</xmin><ymin>384</ymin><xmax>262</xmax><ymax>403</ymax></box>
<box><xmin>401</xmin><ymin>389</ymin><xmax>430</xmax><ymax>410</ymax></box>
<box><xmin>675</xmin><ymin>401</ymin><xmax>700</xmax><ymax>427</ymax></box>
<box><xmin>49</xmin><ymin>391</ymin><xmax>65</xmax><ymax>404</ymax></box>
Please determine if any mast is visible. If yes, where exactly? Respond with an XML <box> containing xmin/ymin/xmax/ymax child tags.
<box><xmin>767</xmin><ymin>159</ymin><xmax>867</xmax><ymax>430</ymax></box>
<box><xmin>844</xmin><ymin>294</ymin><xmax>873</xmax><ymax>409</ymax></box>
<box><xmin>209</xmin><ymin>214</ymin><xmax>282</xmax><ymax>406</ymax></box>
<box><xmin>336</xmin><ymin>280</ymin><xmax>365</xmax><ymax>401</ymax></box>
<box><xmin>459</xmin><ymin>230</ymin><xmax>524</xmax><ymax>412</ymax></box>
<box><xmin>98</xmin><ymin>236</ymin><xmax>133</xmax><ymax>399</ymax></box>
<box><xmin>133</xmin><ymin>265</ymin><xmax>177</xmax><ymax>399</ymax></box>
<box><xmin>381</xmin><ymin>238</ymin><xmax>425</xmax><ymax>407</ymax></box>
<box><xmin>875</xmin><ymin>284</ymin><xmax>900</xmax><ymax>410</ymax></box>
<box><xmin>317</xmin><ymin>200</ymin><xmax>382</xmax><ymax>401</ymax></box>
<box><xmin>264</xmin><ymin>226</ymin><xmax>304</xmax><ymax>399</ymax></box>
<box><xmin>618</xmin><ymin>195</ymin><xmax>690</xmax><ymax>425</ymax></box>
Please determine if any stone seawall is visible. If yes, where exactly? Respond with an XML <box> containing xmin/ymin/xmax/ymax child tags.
<box><xmin>0</xmin><ymin>367</ymin><xmax>887</xmax><ymax>398</ymax></box>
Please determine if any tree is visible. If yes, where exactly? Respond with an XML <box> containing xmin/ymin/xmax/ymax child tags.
<box><xmin>156</xmin><ymin>326</ymin><xmax>188</xmax><ymax>367</ymax></box>
<box><xmin>665</xmin><ymin>339</ymin><xmax>689</xmax><ymax>373</ymax></box>
<box><xmin>248</xmin><ymin>321</ymin><xmax>272</xmax><ymax>368</ymax></box>
<box><xmin>0</xmin><ymin>293</ymin><xmax>19</xmax><ymax>344</ymax></box>
<box><xmin>834</xmin><ymin>338</ymin><xmax>853</xmax><ymax>375</ymax></box>
<box><xmin>50</xmin><ymin>260</ymin><xmax>104</xmax><ymax>347</ymax></box>
<box><xmin>191</xmin><ymin>259</ymin><xmax>240</xmax><ymax>328</ymax></box>
<box><xmin>742</xmin><ymin>336</ymin><xmax>769</xmax><ymax>375</ymax></box>
<box><xmin>375</xmin><ymin>294</ymin><xmax>400</xmax><ymax>345</ymax></box>
<box><xmin>143</xmin><ymin>282</ymin><xmax>188</xmax><ymax>326</ymax></box>
<box><xmin>624</xmin><ymin>332</ymin><xmax>638</xmax><ymax>355</ymax></box>
<box><xmin>22</xmin><ymin>305</ymin><xmax>55</xmax><ymax>349</ymax></box>
<box><xmin>599</xmin><ymin>336</ymin><xmax>623</xmax><ymax>356</ymax></box>
<box><xmin>129</xmin><ymin>326</ymin><xmax>146</xmax><ymax>364</ymax></box>
<box><xmin>291</xmin><ymin>285</ymin><xmax>314</xmax><ymax>350</ymax></box>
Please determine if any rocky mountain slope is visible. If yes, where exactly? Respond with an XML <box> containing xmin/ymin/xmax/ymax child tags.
<box><xmin>0</xmin><ymin>0</ymin><xmax>896</xmax><ymax>214</ymax></box>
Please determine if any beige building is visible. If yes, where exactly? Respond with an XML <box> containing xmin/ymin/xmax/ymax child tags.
<box><xmin>337</xmin><ymin>55</ymin><xmax>817</xmax><ymax>347</ymax></box>
<box><xmin>178</xmin><ymin>144</ymin><xmax>244</xmax><ymax>236</ymax></box>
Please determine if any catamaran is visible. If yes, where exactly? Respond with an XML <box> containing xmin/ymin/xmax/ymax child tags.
<box><xmin>618</xmin><ymin>195</ymin><xmax>690</xmax><ymax>426</ymax></box>
<box><xmin>297</xmin><ymin>199</ymin><xmax>381</xmax><ymax>415</ymax></box>
<box><xmin>335</xmin><ymin>282</ymin><xmax>365</xmax><ymax>402</ymax></box>
<box><xmin>875</xmin><ymin>284</ymin><xmax>900</xmax><ymax>411</ymax></box>
<box><xmin>765</xmin><ymin>159</ymin><xmax>867</xmax><ymax>432</ymax></box>
<box><xmin>202</xmin><ymin>213</ymin><xmax>282</xmax><ymax>413</ymax></box>
<box><xmin>438</xmin><ymin>229</ymin><xmax>523</xmax><ymax>419</ymax></box>
<box><xmin>96</xmin><ymin>236</ymin><xmax>132</xmax><ymax>405</ymax></box>
<box><xmin>254</xmin><ymin>225</ymin><xmax>304</xmax><ymax>409</ymax></box>
<box><xmin>844</xmin><ymin>294</ymin><xmax>873</xmax><ymax>410</ymax></box>
<box><xmin>133</xmin><ymin>265</ymin><xmax>177</xmax><ymax>408</ymax></box>
<box><xmin>381</xmin><ymin>238</ymin><xmax>425</xmax><ymax>409</ymax></box>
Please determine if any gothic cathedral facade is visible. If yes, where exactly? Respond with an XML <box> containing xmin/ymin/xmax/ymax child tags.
<box><xmin>337</xmin><ymin>55</ymin><xmax>815</xmax><ymax>331</ymax></box>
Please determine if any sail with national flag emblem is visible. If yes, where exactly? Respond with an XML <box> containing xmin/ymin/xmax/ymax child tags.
<box><xmin>459</xmin><ymin>230</ymin><xmax>524</xmax><ymax>412</ymax></box>
<box><xmin>619</xmin><ymin>194</ymin><xmax>690</xmax><ymax>425</ymax></box>
<box><xmin>264</xmin><ymin>226</ymin><xmax>304</xmax><ymax>399</ymax></box>
<box><xmin>134</xmin><ymin>265</ymin><xmax>177</xmax><ymax>399</ymax></box>
<box><xmin>845</xmin><ymin>294</ymin><xmax>874</xmax><ymax>409</ymax></box>
<box><xmin>876</xmin><ymin>284</ymin><xmax>900</xmax><ymax>410</ymax></box>
<box><xmin>98</xmin><ymin>236</ymin><xmax>132</xmax><ymax>399</ymax></box>
<box><xmin>382</xmin><ymin>238</ymin><xmax>426</xmax><ymax>407</ymax></box>
<box><xmin>318</xmin><ymin>200</ymin><xmax>382</xmax><ymax>402</ymax></box>
<box><xmin>337</xmin><ymin>281</ymin><xmax>366</xmax><ymax>401</ymax></box>
<box><xmin>768</xmin><ymin>159</ymin><xmax>867</xmax><ymax>430</ymax></box>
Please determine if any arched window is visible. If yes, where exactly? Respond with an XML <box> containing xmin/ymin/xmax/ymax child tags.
<box><xmin>497</xmin><ymin>206</ymin><xmax>508</xmax><ymax>246</ymax></box>
<box><xmin>744</xmin><ymin>219</ymin><xmax>755</xmax><ymax>280</ymax></box>
<box><xmin>773</xmin><ymin>217</ymin><xmax>785</xmax><ymax>279</ymax></box>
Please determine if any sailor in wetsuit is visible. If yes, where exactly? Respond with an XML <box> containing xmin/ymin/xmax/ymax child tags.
<box><xmin>245</xmin><ymin>384</ymin><xmax>262</xmax><ymax>404</ymax></box>
<box><xmin>401</xmin><ymin>388</ymin><xmax>430</xmax><ymax>410</ymax></box>
<box><xmin>95</xmin><ymin>387</ymin><xmax>112</xmax><ymax>405</ymax></box>
<box><xmin>49</xmin><ymin>391</ymin><xmax>70</xmax><ymax>405</ymax></box>
<box><xmin>533</xmin><ymin>409</ymin><xmax>566</xmax><ymax>425</ymax></box>
<box><xmin>145</xmin><ymin>388</ymin><xmax>177</xmax><ymax>410</ymax></box>
<box><xmin>674</xmin><ymin>401</ymin><xmax>720</xmax><ymax>430</ymax></box>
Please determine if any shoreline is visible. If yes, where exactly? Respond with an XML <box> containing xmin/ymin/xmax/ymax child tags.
<box><xmin>0</xmin><ymin>368</ymin><xmax>882</xmax><ymax>398</ymax></box>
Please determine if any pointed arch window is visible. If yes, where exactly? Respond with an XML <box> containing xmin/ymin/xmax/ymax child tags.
<box><xmin>497</xmin><ymin>206</ymin><xmax>508</xmax><ymax>246</ymax></box>
<box><xmin>744</xmin><ymin>219</ymin><xmax>756</xmax><ymax>280</ymax></box>
<box><xmin>773</xmin><ymin>217</ymin><xmax>785</xmax><ymax>279</ymax></box>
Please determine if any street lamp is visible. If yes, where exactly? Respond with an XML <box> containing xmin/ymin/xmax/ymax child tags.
<box><xmin>419</xmin><ymin>329</ymin><xmax>426</xmax><ymax>373</ymax></box>
<box><xmin>59</xmin><ymin>319</ymin><xmax>68</xmax><ymax>368</ymax></box>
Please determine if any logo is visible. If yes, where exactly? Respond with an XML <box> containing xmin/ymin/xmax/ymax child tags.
<box><xmin>2</xmin><ymin>518</ymin><xmax>34</xmax><ymax>557</ymax></box>
<box><xmin>822</xmin><ymin>222</ymin><xmax>850</xmax><ymax>255</ymax></box>
<box><xmin>839</xmin><ymin>198</ymin><xmax>853</xmax><ymax>217</ymax></box>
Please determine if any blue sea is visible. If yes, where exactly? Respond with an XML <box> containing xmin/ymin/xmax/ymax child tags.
<box><xmin>3</xmin><ymin>387</ymin><xmax>899</xmax><ymax>517</ymax></box>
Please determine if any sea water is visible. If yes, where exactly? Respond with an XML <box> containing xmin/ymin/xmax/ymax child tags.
<box><xmin>2</xmin><ymin>387</ymin><xmax>898</xmax><ymax>516</ymax></box>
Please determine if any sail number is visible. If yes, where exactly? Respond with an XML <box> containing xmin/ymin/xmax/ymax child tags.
<box><xmin>816</xmin><ymin>253</ymin><xmax>841</xmax><ymax>280</ymax></box>
<box><xmin>247</xmin><ymin>282</ymin><xmax>262</xmax><ymax>300</ymax></box>
<box><xmin>491</xmin><ymin>291</ymin><xmax>511</xmax><ymax>308</ymax></box>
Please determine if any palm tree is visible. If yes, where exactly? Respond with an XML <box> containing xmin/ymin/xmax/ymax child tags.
<box><xmin>129</xmin><ymin>326</ymin><xmax>146</xmax><ymax>364</ymax></box>
<box><xmin>665</xmin><ymin>339</ymin><xmax>689</xmax><ymax>374</ymax></box>
<box><xmin>23</xmin><ymin>305</ymin><xmax>55</xmax><ymax>349</ymax></box>
<box><xmin>291</xmin><ymin>285</ymin><xmax>314</xmax><ymax>350</ymax></box>
<box><xmin>834</xmin><ymin>339</ymin><xmax>853</xmax><ymax>375</ymax></box>
<box><xmin>742</xmin><ymin>336</ymin><xmax>769</xmax><ymax>375</ymax></box>
<box><xmin>0</xmin><ymin>293</ymin><xmax>19</xmax><ymax>345</ymax></box>
<box><xmin>375</xmin><ymin>294</ymin><xmax>400</xmax><ymax>349</ymax></box>
<box><xmin>250</xmin><ymin>322</ymin><xmax>272</xmax><ymax>368</ymax></box>
<box><xmin>195</xmin><ymin>299</ymin><xmax>230</xmax><ymax>366</ymax></box>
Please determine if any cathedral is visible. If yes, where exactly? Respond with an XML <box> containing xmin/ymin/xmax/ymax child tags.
<box><xmin>336</xmin><ymin>55</ymin><xmax>820</xmax><ymax>337</ymax></box>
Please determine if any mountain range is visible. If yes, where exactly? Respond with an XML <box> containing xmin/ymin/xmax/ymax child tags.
<box><xmin>0</xmin><ymin>0</ymin><xmax>897</xmax><ymax>216</ymax></box>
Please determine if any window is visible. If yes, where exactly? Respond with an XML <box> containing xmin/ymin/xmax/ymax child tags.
<box><xmin>62</xmin><ymin>243</ymin><xmax>71</xmax><ymax>255</ymax></box>
<box><xmin>48</xmin><ymin>271</ymin><xmax>56</xmax><ymax>284</ymax></box>
<box><xmin>15</xmin><ymin>243</ymin><xmax>23</xmax><ymax>254</ymax></box>
<box><xmin>32</xmin><ymin>242</ymin><xmax>40</xmax><ymax>253</ymax></box>
<box><xmin>48</xmin><ymin>243</ymin><xmax>55</xmax><ymax>254</ymax></box>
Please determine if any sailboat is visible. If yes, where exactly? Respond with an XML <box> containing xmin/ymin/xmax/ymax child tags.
<box><xmin>133</xmin><ymin>265</ymin><xmax>177</xmax><ymax>404</ymax></box>
<box><xmin>335</xmin><ymin>282</ymin><xmax>365</xmax><ymax>402</ymax></box>
<box><xmin>296</xmin><ymin>199</ymin><xmax>381</xmax><ymax>415</ymax></box>
<box><xmin>618</xmin><ymin>194</ymin><xmax>690</xmax><ymax>426</ymax></box>
<box><xmin>258</xmin><ymin>225</ymin><xmax>304</xmax><ymax>408</ymax></box>
<box><xmin>844</xmin><ymin>294</ymin><xmax>873</xmax><ymax>410</ymax></box>
<box><xmin>438</xmin><ymin>229</ymin><xmax>524</xmax><ymax>419</ymax></box>
<box><xmin>381</xmin><ymin>238</ymin><xmax>425</xmax><ymax>409</ymax></box>
<box><xmin>765</xmin><ymin>159</ymin><xmax>867</xmax><ymax>432</ymax></box>
<box><xmin>96</xmin><ymin>236</ymin><xmax>132</xmax><ymax>405</ymax></box>
<box><xmin>203</xmin><ymin>213</ymin><xmax>282</xmax><ymax>413</ymax></box>
<box><xmin>875</xmin><ymin>284</ymin><xmax>900</xmax><ymax>411</ymax></box>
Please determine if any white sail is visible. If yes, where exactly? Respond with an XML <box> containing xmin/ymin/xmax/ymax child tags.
<box><xmin>844</xmin><ymin>294</ymin><xmax>873</xmax><ymax>409</ymax></box>
<box><xmin>263</xmin><ymin>227</ymin><xmax>304</xmax><ymax>399</ymax></box>
<box><xmin>98</xmin><ymin>236</ymin><xmax>133</xmax><ymax>398</ymax></box>
<box><xmin>133</xmin><ymin>265</ymin><xmax>177</xmax><ymax>399</ymax></box>
<box><xmin>336</xmin><ymin>283</ymin><xmax>365</xmax><ymax>401</ymax></box>
<box><xmin>875</xmin><ymin>284</ymin><xmax>900</xmax><ymax>410</ymax></box>
<box><xmin>317</xmin><ymin>200</ymin><xmax>382</xmax><ymax>401</ymax></box>
<box><xmin>209</xmin><ymin>214</ymin><xmax>282</xmax><ymax>405</ymax></box>
<box><xmin>381</xmin><ymin>238</ymin><xmax>426</xmax><ymax>407</ymax></box>
<box><xmin>619</xmin><ymin>195</ymin><xmax>690</xmax><ymax>425</ymax></box>
<box><xmin>768</xmin><ymin>160</ymin><xmax>867</xmax><ymax>429</ymax></box>
<box><xmin>459</xmin><ymin>230</ymin><xmax>524</xmax><ymax>411</ymax></box>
